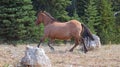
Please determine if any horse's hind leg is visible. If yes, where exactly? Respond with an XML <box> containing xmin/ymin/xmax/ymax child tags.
<box><xmin>81</xmin><ymin>38</ymin><xmax>88</xmax><ymax>53</ymax></box>
<box><xmin>37</xmin><ymin>36</ymin><xmax>46</xmax><ymax>47</ymax></box>
<box><xmin>69</xmin><ymin>39</ymin><xmax>79</xmax><ymax>52</ymax></box>
<box><xmin>48</xmin><ymin>39</ymin><xmax>54</xmax><ymax>51</ymax></box>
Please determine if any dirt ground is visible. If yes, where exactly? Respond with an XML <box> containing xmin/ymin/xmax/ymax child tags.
<box><xmin>0</xmin><ymin>44</ymin><xmax>120</xmax><ymax>67</ymax></box>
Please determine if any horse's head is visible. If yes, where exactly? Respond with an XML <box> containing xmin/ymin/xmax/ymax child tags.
<box><xmin>35</xmin><ymin>11</ymin><xmax>44</xmax><ymax>25</ymax></box>
<box><xmin>35</xmin><ymin>11</ymin><xmax>56</xmax><ymax>26</ymax></box>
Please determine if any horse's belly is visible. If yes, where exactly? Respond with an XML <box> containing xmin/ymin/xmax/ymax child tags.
<box><xmin>49</xmin><ymin>31</ymin><xmax>71</xmax><ymax>40</ymax></box>
<box><xmin>54</xmin><ymin>35</ymin><xmax>71</xmax><ymax>40</ymax></box>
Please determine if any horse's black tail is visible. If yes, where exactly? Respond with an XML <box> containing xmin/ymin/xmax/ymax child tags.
<box><xmin>81</xmin><ymin>24</ymin><xmax>94</xmax><ymax>40</ymax></box>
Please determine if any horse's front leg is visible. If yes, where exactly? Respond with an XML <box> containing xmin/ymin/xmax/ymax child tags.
<box><xmin>48</xmin><ymin>39</ymin><xmax>54</xmax><ymax>51</ymax></box>
<box><xmin>37</xmin><ymin>36</ymin><xmax>46</xmax><ymax>47</ymax></box>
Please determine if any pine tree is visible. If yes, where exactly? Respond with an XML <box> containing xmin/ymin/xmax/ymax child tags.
<box><xmin>114</xmin><ymin>12</ymin><xmax>120</xmax><ymax>43</ymax></box>
<box><xmin>97</xmin><ymin>0</ymin><xmax>116</xmax><ymax>44</ymax></box>
<box><xmin>0</xmin><ymin>0</ymin><xmax>37</xmax><ymax>43</ymax></box>
<box><xmin>66</xmin><ymin>0</ymin><xmax>82</xmax><ymax>21</ymax></box>
<box><xmin>111</xmin><ymin>0</ymin><xmax>120</xmax><ymax>11</ymax></box>
<box><xmin>32</xmin><ymin>0</ymin><xmax>46</xmax><ymax>11</ymax></box>
<box><xmin>47</xmin><ymin>0</ymin><xmax>71</xmax><ymax>21</ymax></box>
<box><xmin>111</xmin><ymin>0</ymin><xmax>120</xmax><ymax>43</ymax></box>
<box><xmin>76</xmin><ymin>0</ymin><xmax>89</xmax><ymax>22</ymax></box>
<box><xmin>84</xmin><ymin>0</ymin><xmax>100</xmax><ymax>34</ymax></box>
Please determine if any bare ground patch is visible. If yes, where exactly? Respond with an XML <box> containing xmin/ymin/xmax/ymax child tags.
<box><xmin>0</xmin><ymin>44</ymin><xmax>120</xmax><ymax>67</ymax></box>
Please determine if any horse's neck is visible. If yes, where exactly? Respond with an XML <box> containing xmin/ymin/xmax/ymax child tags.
<box><xmin>43</xmin><ymin>20</ymin><xmax>54</xmax><ymax>26</ymax></box>
<box><xmin>43</xmin><ymin>18</ymin><xmax>55</xmax><ymax>26</ymax></box>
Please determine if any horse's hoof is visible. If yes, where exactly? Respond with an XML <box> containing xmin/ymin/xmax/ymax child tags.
<box><xmin>50</xmin><ymin>47</ymin><xmax>55</xmax><ymax>52</ymax></box>
<box><xmin>84</xmin><ymin>50</ymin><xmax>88</xmax><ymax>53</ymax></box>
<box><xmin>37</xmin><ymin>45</ymin><xmax>40</xmax><ymax>48</ymax></box>
<box><xmin>69</xmin><ymin>49</ymin><xmax>73</xmax><ymax>52</ymax></box>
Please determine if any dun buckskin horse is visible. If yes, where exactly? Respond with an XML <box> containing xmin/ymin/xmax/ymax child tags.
<box><xmin>35</xmin><ymin>11</ymin><xmax>94</xmax><ymax>53</ymax></box>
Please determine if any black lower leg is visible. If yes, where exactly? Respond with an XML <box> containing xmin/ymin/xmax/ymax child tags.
<box><xmin>82</xmin><ymin>38</ymin><xmax>88</xmax><ymax>53</ymax></box>
<box><xmin>48</xmin><ymin>40</ymin><xmax>54</xmax><ymax>51</ymax></box>
<box><xmin>83</xmin><ymin>44</ymin><xmax>88</xmax><ymax>53</ymax></box>
<box><xmin>37</xmin><ymin>39</ymin><xmax>42</xmax><ymax>47</ymax></box>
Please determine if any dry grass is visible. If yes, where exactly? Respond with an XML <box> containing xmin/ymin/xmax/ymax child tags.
<box><xmin>0</xmin><ymin>44</ymin><xmax>120</xmax><ymax>67</ymax></box>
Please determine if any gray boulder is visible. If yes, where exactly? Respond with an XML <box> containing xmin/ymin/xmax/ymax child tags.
<box><xmin>21</xmin><ymin>45</ymin><xmax>51</xmax><ymax>67</ymax></box>
<box><xmin>82</xmin><ymin>34</ymin><xmax>101</xmax><ymax>51</ymax></box>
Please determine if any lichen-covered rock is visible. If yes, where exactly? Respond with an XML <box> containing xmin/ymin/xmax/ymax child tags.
<box><xmin>82</xmin><ymin>34</ymin><xmax>101</xmax><ymax>51</ymax></box>
<box><xmin>21</xmin><ymin>45</ymin><xmax>51</xmax><ymax>67</ymax></box>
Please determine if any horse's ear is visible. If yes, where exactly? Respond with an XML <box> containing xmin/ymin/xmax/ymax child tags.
<box><xmin>38</xmin><ymin>11</ymin><xmax>43</xmax><ymax>14</ymax></box>
<box><xmin>38</xmin><ymin>9</ymin><xmax>41</xmax><ymax>12</ymax></box>
<box><xmin>40</xmin><ymin>11</ymin><xmax>42</xmax><ymax>13</ymax></box>
<box><xmin>43</xmin><ymin>11</ymin><xmax>46</xmax><ymax>13</ymax></box>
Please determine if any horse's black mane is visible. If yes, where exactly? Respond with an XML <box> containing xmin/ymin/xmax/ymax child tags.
<box><xmin>43</xmin><ymin>11</ymin><xmax>57</xmax><ymax>21</ymax></box>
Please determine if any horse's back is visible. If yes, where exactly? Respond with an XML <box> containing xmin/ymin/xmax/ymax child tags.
<box><xmin>68</xmin><ymin>20</ymin><xmax>82</xmax><ymax>34</ymax></box>
<box><xmin>68</xmin><ymin>20</ymin><xmax>81</xmax><ymax>26</ymax></box>
<box><xmin>45</xmin><ymin>20</ymin><xmax>81</xmax><ymax>29</ymax></box>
